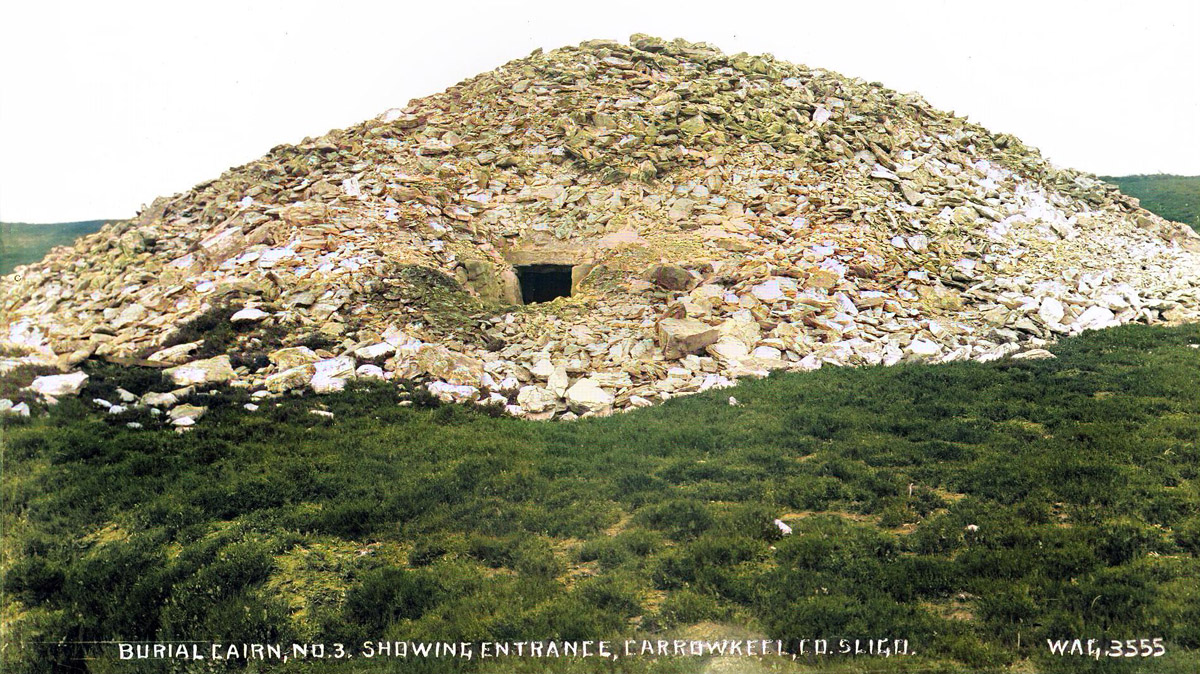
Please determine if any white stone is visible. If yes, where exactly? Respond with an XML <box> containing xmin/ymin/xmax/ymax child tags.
<box><xmin>565</xmin><ymin>378</ymin><xmax>614</xmax><ymax>415</ymax></box>
<box><xmin>165</xmin><ymin>355</ymin><xmax>236</xmax><ymax>386</ymax></box>
<box><xmin>257</xmin><ymin>247</ymin><xmax>296</xmax><ymax>268</ymax></box>
<box><xmin>658</xmin><ymin>318</ymin><xmax>721</xmax><ymax>358</ymax></box>
<box><xmin>751</xmin><ymin>279</ymin><xmax>785</xmax><ymax>303</ymax></box>
<box><xmin>314</xmin><ymin>356</ymin><xmax>356</xmax><ymax>379</ymax></box>
<box><xmin>548</xmin><ymin>366</ymin><xmax>570</xmax><ymax>396</ymax></box>
<box><xmin>517</xmin><ymin>385</ymin><xmax>559</xmax><ymax>413</ymax></box>
<box><xmin>231</xmin><ymin>307</ymin><xmax>269</xmax><ymax>323</ymax></box>
<box><xmin>0</xmin><ymin>399</ymin><xmax>32</xmax><ymax>417</ymax></box>
<box><xmin>266</xmin><ymin>367</ymin><xmax>311</xmax><ymax>392</ymax></box>
<box><xmin>354</xmin><ymin>342</ymin><xmax>395</xmax><ymax>361</ymax></box>
<box><xmin>141</xmin><ymin>391</ymin><xmax>178</xmax><ymax>407</ymax></box>
<box><xmin>269</xmin><ymin>346</ymin><xmax>320</xmax><ymax>369</ymax></box>
<box><xmin>699</xmin><ymin>374</ymin><xmax>735</xmax><ymax>390</ymax></box>
<box><xmin>752</xmin><ymin>346</ymin><xmax>782</xmax><ymax>360</ymax></box>
<box><xmin>148</xmin><ymin>341</ymin><xmax>202</xmax><ymax>364</ymax></box>
<box><xmin>1038</xmin><ymin>296</ymin><xmax>1065</xmax><ymax>325</ymax></box>
<box><xmin>111</xmin><ymin>303</ymin><xmax>147</xmax><ymax>328</ymax></box>
<box><xmin>383</xmin><ymin>326</ymin><xmax>421</xmax><ymax>349</ymax></box>
<box><xmin>1012</xmin><ymin>348</ymin><xmax>1056</xmax><ymax>360</ymax></box>
<box><xmin>798</xmin><ymin>354</ymin><xmax>823</xmax><ymax>370</ymax></box>
<box><xmin>30</xmin><ymin>372</ymin><xmax>88</xmax><ymax>397</ymax></box>
<box><xmin>1072</xmin><ymin>305</ymin><xmax>1118</xmax><ymax>332</ymax></box>
<box><xmin>310</xmin><ymin>373</ymin><xmax>348</xmax><ymax>394</ymax></box>
<box><xmin>169</xmin><ymin>404</ymin><xmax>207</xmax><ymax>421</ymax></box>
<box><xmin>530</xmin><ymin>359</ymin><xmax>555</xmax><ymax>379</ymax></box>
<box><xmin>906</xmin><ymin>235</ymin><xmax>930</xmax><ymax>252</ymax></box>
<box><xmin>356</xmin><ymin>364</ymin><xmax>386</xmax><ymax>379</ymax></box>
<box><xmin>427</xmin><ymin>381</ymin><xmax>478</xmax><ymax>402</ymax></box>
<box><xmin>907</xmin><ymin>339</ymin><xmax>942</xmax><ymax>357</ymax></box>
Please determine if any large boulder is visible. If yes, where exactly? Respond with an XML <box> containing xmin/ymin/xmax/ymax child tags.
<box><xmin>657</xmin><ymin>318</ymin><xmax>720</xmax><ymax>359</ymax></box>
<box><xmin>230</xmin><ymin>306</ymin><xmax>269</xmax><ymax>323</ymax></box>
<box><xmin>266</xmin><ymin>366</ymin><xmax>312</xmax><ymax>392</ymax></box>
<box><xmin>140</xmin><ymin>391</ymin><xmax>179</xmax><ymax>407</ymax></box>
<box><xmin>280</xmin><ymin>201</ymin><xmax>328</xmax><ymax>226</ymax></box>
<box><xmin>413</xmin><ymin>344</ymin><xmax>484</xmax><ymax>386</ymax></box>
<box><xmin>197</xmin><ymin>226</ymin><xmax>246</xmax><ymax>267</ymax></box>
<box><xmin>269</xmin><ymin>346</ymin><xmax>320</xmax><ymax>369</ymax></box>
<box><xmin>169</xmin><ymin>404</ymin><xmax>207</xmax><ymax>422</ymax></box>
<box><xmin>1038</xmin><ymin>297</ymin><xmax>1066</xmax><ymax>325</ymax></box>
<box><xmin>165</xmin><ymin>355</ymin><xmax>236</xmax><ymax>386</ymax></box>
<box><xmin>460</xmin><ymin>258</ymin><xmax>512</xmax><ymax>302</ymax></box>
<box><xmin>642</xmin><ymin>263</ymin><xmax>694</xmax><ymax>291</ymax></box>
<box><xmin>565</xmin><ymin>378</ymin><xmax>614</xmax><ymax>415</ymax></box>
<box><xmin>353</xmin><ymin>342</ymin><xmax>395</xmax><ymax>362</ymax></box>
<box><xmin>707</xmin><ymin>337</ymin><xmax>750</xmax><ymax>361</ymax></box>
<box><xmin>517</xmin><ymin>385</ymin><xmax>559</xmax><ymax>413</ymax></box>
<box><xmin>750</xmin><ymin>279</ymin><xmax>786</xmax><ymax>303</ymax></box>
<box><xmin>147</xmin><ymin>341</ymin><xmax>202</xmax><ymax>364</ymax></box>
<box><xmin>313</xmin><ymin>356</ymin><xmax>356</xmax><ymax>379</ymax></box>
<box><xmin>717</xmin><ymin>317</ymin><xmax>761</xmax><ymax>345</ymax></box>
<box><xmin>548</xmin><ymin>365</ymin><xmax>570</xmax><ymax>397</ymax></box>
<box><xmin>1071</xmin><ymin>305</ymin><xmax>1118</xmax><ymax>332</ymax></box>
<box><xmin>29</xmin><ymin>371</ymin><xmax>88</xmax><ymax>397</ymax></box>
<box><xmin>310</xmin><ymin>356</ymin><xmax>356</xmax><ymax>393</ymax></box>
<box><xmin>310</xmin><ymin>373</ymin><xmax>348</xmax><ymax>394</ymax></box>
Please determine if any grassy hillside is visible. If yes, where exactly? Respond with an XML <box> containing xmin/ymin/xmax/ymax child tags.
<box><xmin>3</xmin><ymin>323</ymin><xmax>1198</xmax><ymax>673</ymax></box>
<box><xmin>1102</xmin><ymin>174</ymin><xmax>1200</xmax><ymax>232</ymax></box>
<box><xmin>0</xmin><ymin>220</ymin><xmax>111</xmax><ymax>276</ymax></box>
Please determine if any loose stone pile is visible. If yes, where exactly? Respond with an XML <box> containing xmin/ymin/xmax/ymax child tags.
<box><xmin>2</xmin><ymin>35</ymin><xmax>1198</xmax><ymax>422</ymax></box>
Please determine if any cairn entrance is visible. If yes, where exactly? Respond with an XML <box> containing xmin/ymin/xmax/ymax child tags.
<box><xmin>515</xmin><ymin>264</ymin><xmax>573</xmax><ymax>303</ymax></box>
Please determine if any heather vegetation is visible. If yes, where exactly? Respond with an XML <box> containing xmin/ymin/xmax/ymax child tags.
<box><xmin>3</xmin><ymin>323</ymin><xmax>1198</xmax><ymax>673</ymax></box>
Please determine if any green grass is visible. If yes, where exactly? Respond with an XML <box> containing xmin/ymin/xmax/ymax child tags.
<box><xmin>0</xmin><ymin>220</ymin><xmax>112</xmax><ymax>276</ymax></box>
<box><xmin>1101</xmin><ymin>175</ymin><xmax>1200</xmax><ymax>232</ymax></box>
<box><xmin>2</xmin><ymin>324</ymin><xmax>1198</xmax><ymax>673</ymax></box>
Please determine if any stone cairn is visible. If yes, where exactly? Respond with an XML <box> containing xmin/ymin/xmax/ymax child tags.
<box><xmin>2</xmin><ymin>35</ymin><xmax>1198</xmax><ymax>424</ymax></box>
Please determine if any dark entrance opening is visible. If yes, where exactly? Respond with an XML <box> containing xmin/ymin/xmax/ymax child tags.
<box><xmin>516</xmin><ymin>264</ymin><xmax>573</xmax><ymax>303</ymax></box>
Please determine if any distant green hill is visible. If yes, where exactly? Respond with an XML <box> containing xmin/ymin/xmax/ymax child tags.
<box><xmin>0</xmin><ymin>220</ymin><xmax>112</xmax><ymax>276</ymax></box>
<box><xmin>1102</xmin><ymin>174</ymin><xmax>1200</xmax><ymax>232</ymax></box>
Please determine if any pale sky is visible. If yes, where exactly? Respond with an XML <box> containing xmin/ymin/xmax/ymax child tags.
<box><xmin>1</xmin><ymin>0</ymin><xmax>1197</xmax><ymax>223</ymax></box>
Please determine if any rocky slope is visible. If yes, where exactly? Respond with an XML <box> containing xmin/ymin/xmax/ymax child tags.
<box><xmin>3</xmin><ymin>35</ymin><xmax>1198</xmax><ymax>421</ymax></box>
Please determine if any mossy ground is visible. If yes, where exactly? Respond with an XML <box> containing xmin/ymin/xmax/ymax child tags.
<box><xmin>2</xmin><ymin>324</ymin><xmax>1199</xmax><ymax>673</ymax></box>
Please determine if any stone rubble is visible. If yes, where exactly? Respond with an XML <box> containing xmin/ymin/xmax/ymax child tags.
<box><xmin>1</xmin><ymin>35</ymin><xmax>1198</xmax><ymax>423</ymax></box>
